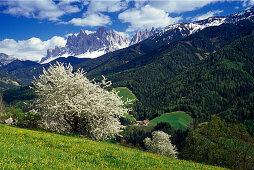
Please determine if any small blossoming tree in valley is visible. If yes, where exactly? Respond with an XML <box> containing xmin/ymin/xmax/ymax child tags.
<box><xmin>144</xmin><ymin>131</ymin><xmax>178</xmax><ymax>158</ymax></box>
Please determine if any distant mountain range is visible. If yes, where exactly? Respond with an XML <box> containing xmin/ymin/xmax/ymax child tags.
<box><xmin>2</xmin><ymin>7</ymin><xmax>254</xmax><ymax>65</ymax></box>
<box><xmin>41</xmin><ymin>27</ymin><xmax>129</xmax><ymax>63</ymax></box>
<box><xmin>145</xmin><ymin>6</ymin><xmax>254</xmax><ymax>50</ymax></box>
<box><xmin>1</xmin><ymin>6</ymin><xmax>254</xmax><ymax>134</ymax></box>
<box><xmin>41</xmin><ymin>27</ymin><xmax>159</xmax><ymax>63</ymax></box>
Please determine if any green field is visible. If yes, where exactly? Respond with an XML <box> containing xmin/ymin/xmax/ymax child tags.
<box><xmin>0</xmin><ymin>124</ymin><xmax>225</xmax><ymax>169</ymax></box>
<box><xmin>114</xmin><ymin>87</ymin><xmax>137</xmax><ymax>103</ymax></box>
<box><xmin>114</xmin><ymin>87</ymin><xmax>137</xmax><ymax>122</ymax></box>
<box><xmin>149</xmin><ymin>111</ymin><xmax>193</xmax><ymax>130</ymax></box>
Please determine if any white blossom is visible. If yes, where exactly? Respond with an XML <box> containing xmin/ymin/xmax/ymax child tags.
<box><xmin>144</xmin><ymin>131</ymin><xmax>178</xmax><ymax>158</ymax></box>
<box><xmin>32</xmin><ymin>62</ymin><xmax>129</xmax><ymax>140</ymax></box>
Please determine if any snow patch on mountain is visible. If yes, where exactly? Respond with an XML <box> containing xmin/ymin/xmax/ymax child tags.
<box><xmin>154</xmin><ymin>7</ymin><xmax>254</xmax><ymax>44</ymax></box>
<box><xmin>0</xmin><ymin>53</ymin><xmax>17</xmax><ymax>66</ymax></box>
<box><xmin>40</xmin><ymin>27</ymin><xmax>130</xmax><ymax>63</ymax></box>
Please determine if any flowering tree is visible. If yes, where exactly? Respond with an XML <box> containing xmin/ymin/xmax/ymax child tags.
<box><xmin>144</xmin><ymin>131</ymin><xmax>178</xmax><ymax>158</ymax></box>
<box><xmin>32</xmin><ymin>62</ymin><xmax>129</xmax><ymax>140</ymax></box>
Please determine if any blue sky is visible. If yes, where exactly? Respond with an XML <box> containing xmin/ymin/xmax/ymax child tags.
<box><xmin>0</xmin><ymin>0</ymin><xmax>253</xmax><ymax>61</ymax></box>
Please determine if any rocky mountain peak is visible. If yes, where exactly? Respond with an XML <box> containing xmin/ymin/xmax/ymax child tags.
<box><xmin>129</xmin><ymin>27</ymin><xmax>159</xmax><ymax>46</ymax></box>
<box><xmin>96</xmin><ymin>26</ymin><xmax>107</xmax><ymax>35</ymax></box>
<box><xmin>41</xmin><ymin>27</ymin><xmax>130</xmax><ymax>63</ymax></box>
<box><xmin>79</xmin><ymin>29</ymin><xmax>87</xmax><ymax>35</ymax></box>
<box><xmin>0</xmin><ymin>53</ymin><xmax>17</xmax><ymax>66</ymax></box>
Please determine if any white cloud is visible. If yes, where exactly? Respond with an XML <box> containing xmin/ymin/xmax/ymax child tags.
<box><xmin>242</xmin><ymin>0</ymin><xmax>254</xmax><ymax>6</ymax></box>
<box><xmin>192</xmin><ymin>10</ymin><xmax>223</xmax><ymax>21</ymax></box>
<box><xmin>0</xmin><ymin>0</ymin><xmax>81</xmax><ymax>21</ymax></box>
<box><xmin>86</xmin><ymin>0</ymin><xmax>128</xmax><ymax>13</ymax></box>
<box><xmin>68</xmin><ymin>13</ymin><xmax>112</xmax><ymax>27</ymax></box>
<box><xmin>148</xmin><ymin>0</ymin><xmax>216</xmax><ymax>14</ymax></box>
<box><xmin>118</xmin><ymin>0</ymin><xmax>227</xmax><ymax>32</ymax></box>
<box><xmin>66</xmin><ymin>0</ymin><xmax>127</xmax><ymax>27</ymax></box>
<box><xmin>119</xmin><ymin>5</ymin><xmax>182</xmax><ymax>32</ymax></box>
<box><xmin>0</xmin><ymin>0</ymin><xmax>251</xmax><ymax>29</ymax></box>
<box><xmin>130</xmin><ymin>0</ymin><xmax>249</xmax><ymax>14</ymax></box>
<box><xmin>248</xmin><ymin>0</ymin><xmax>254</xmax><ymax>5</ymax></box>
<box><xmin>0</xmin><ymin>36</ymin><xmax>66</xmax><ymax>61</ymax></box>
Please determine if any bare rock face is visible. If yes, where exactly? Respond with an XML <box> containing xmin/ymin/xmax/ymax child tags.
<box><xmin>0</xmin><ymin>53</ymin><xmax>16</xmax><ymax>67</ymax></box>
<box><xmin>129</xmin><ymin>27</ymin><xmax>159</xmax><ymax>46</ymax></box>
<box><xmin>41</xmin><ymin>27</ymin><xmax>130</xmax><ymax>63</ymax></box>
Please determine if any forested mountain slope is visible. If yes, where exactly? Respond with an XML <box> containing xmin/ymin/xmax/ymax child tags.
<box><xmin>162</xmin><ymin>34</ymin><xmax>254</xmax><ymax>124</ymax></box>
<box><xmin>87</xmin><ymin>21</ymin><xmax>254</xmax><ymax>125</ymax></box>
<box><xmin>86</xmin><ymin>20</ymin><xmax>254</xmax><ymax>79</ymax></box>
<box><xmin>118</xmin><ymin>33</ymin><xmax>254</xmax><ymax>135</ymax></box>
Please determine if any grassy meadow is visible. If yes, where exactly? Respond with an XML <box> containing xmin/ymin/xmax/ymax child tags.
<box><xmin>115</xmin><ymin>87</ymin><xmax>137</xmax><ymax>122</ymax></box>
<box><xmin>149</xmin><ymin>111</ymin><xmax>193</xmax><ymax>130</ymax></box>
<box><xmin>0</xmin><ymin>124</ymin><xmax>226</xmax><ymax>169</ymax></box>
<box><xmin>114</xmin><ymin>87</ymin><xmax>137</xmax><ymax>103</ymax></box>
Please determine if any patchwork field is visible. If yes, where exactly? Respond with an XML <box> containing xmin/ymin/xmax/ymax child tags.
<box><xmin>0</xmin><ymin>124</ymin><xmax>225</xmax><ymax>169</ymax></box>
<box><xmin>149</xmin><ymin>111</ymin><xmax>193</xmax><ymax>130</ymax></box>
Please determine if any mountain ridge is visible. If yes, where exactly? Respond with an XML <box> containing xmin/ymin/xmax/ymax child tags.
<box><xmin>40</xmin><ymin>27</ymin><xmax>130</xmax><ymax>63</ymax></box>
<box><xmin>41</xmin><ymin>27</ymin><xmax>160</xmax><ymax>64</ymax></box>
<box><xmin>0</xmin><ymin>53</ymin><xmax>17</xmax><ymax>67</ymax></box>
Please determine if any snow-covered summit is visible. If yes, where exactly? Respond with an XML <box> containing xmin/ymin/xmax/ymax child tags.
<box><xmin>154</xmin><ymin>6</ymin><xmax>254</xmax><ymax>43</ymax></box>
<box><xmin>40</xmin><ymin>27</ymin><xmax>130</xmax><ymax>64</ymax></box>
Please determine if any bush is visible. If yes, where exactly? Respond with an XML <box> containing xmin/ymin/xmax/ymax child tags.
<box><xmin>144</xmin><ymin>131</ymin><xmax>178</xmax><ymax>158</ymax></box>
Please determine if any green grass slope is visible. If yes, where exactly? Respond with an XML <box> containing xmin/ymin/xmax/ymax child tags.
<box><xmin>114</xmin><ymin>87</ymin><xmax>137</xmax><ymax>103</ymax></box>
<box><xmin>115</xmin><ymin>87</ymin><xmax>137</xmax><ymax>122</ymax></box>
<box><xmin>0</xmin><ymin>124</ymin><xmax>225</xmax><ymax>169</ymax></box>
<box><xmin>150</xmin><ymin>111</ymin><xmax>193</xmax><ymax>130</ymax></box>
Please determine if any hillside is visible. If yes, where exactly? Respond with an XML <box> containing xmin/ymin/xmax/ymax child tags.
<box><xmin>0</xmin><ymin>124</ymin><xmax>225</xmax><ymax>169</ymax></box>
<box><xmin>98</xmin><ymin>20</ymin><xmax>254</xmax><ymax>122</ymax></box>
<box><xmin>1</xmin><ymin>20</ymin><xmax>254</xmax><ymax>129</ymax></box>
<box><xmin>157</xmin><ymin>34</ymin><xmax>254</xmax><ymax>125</ymax></box>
